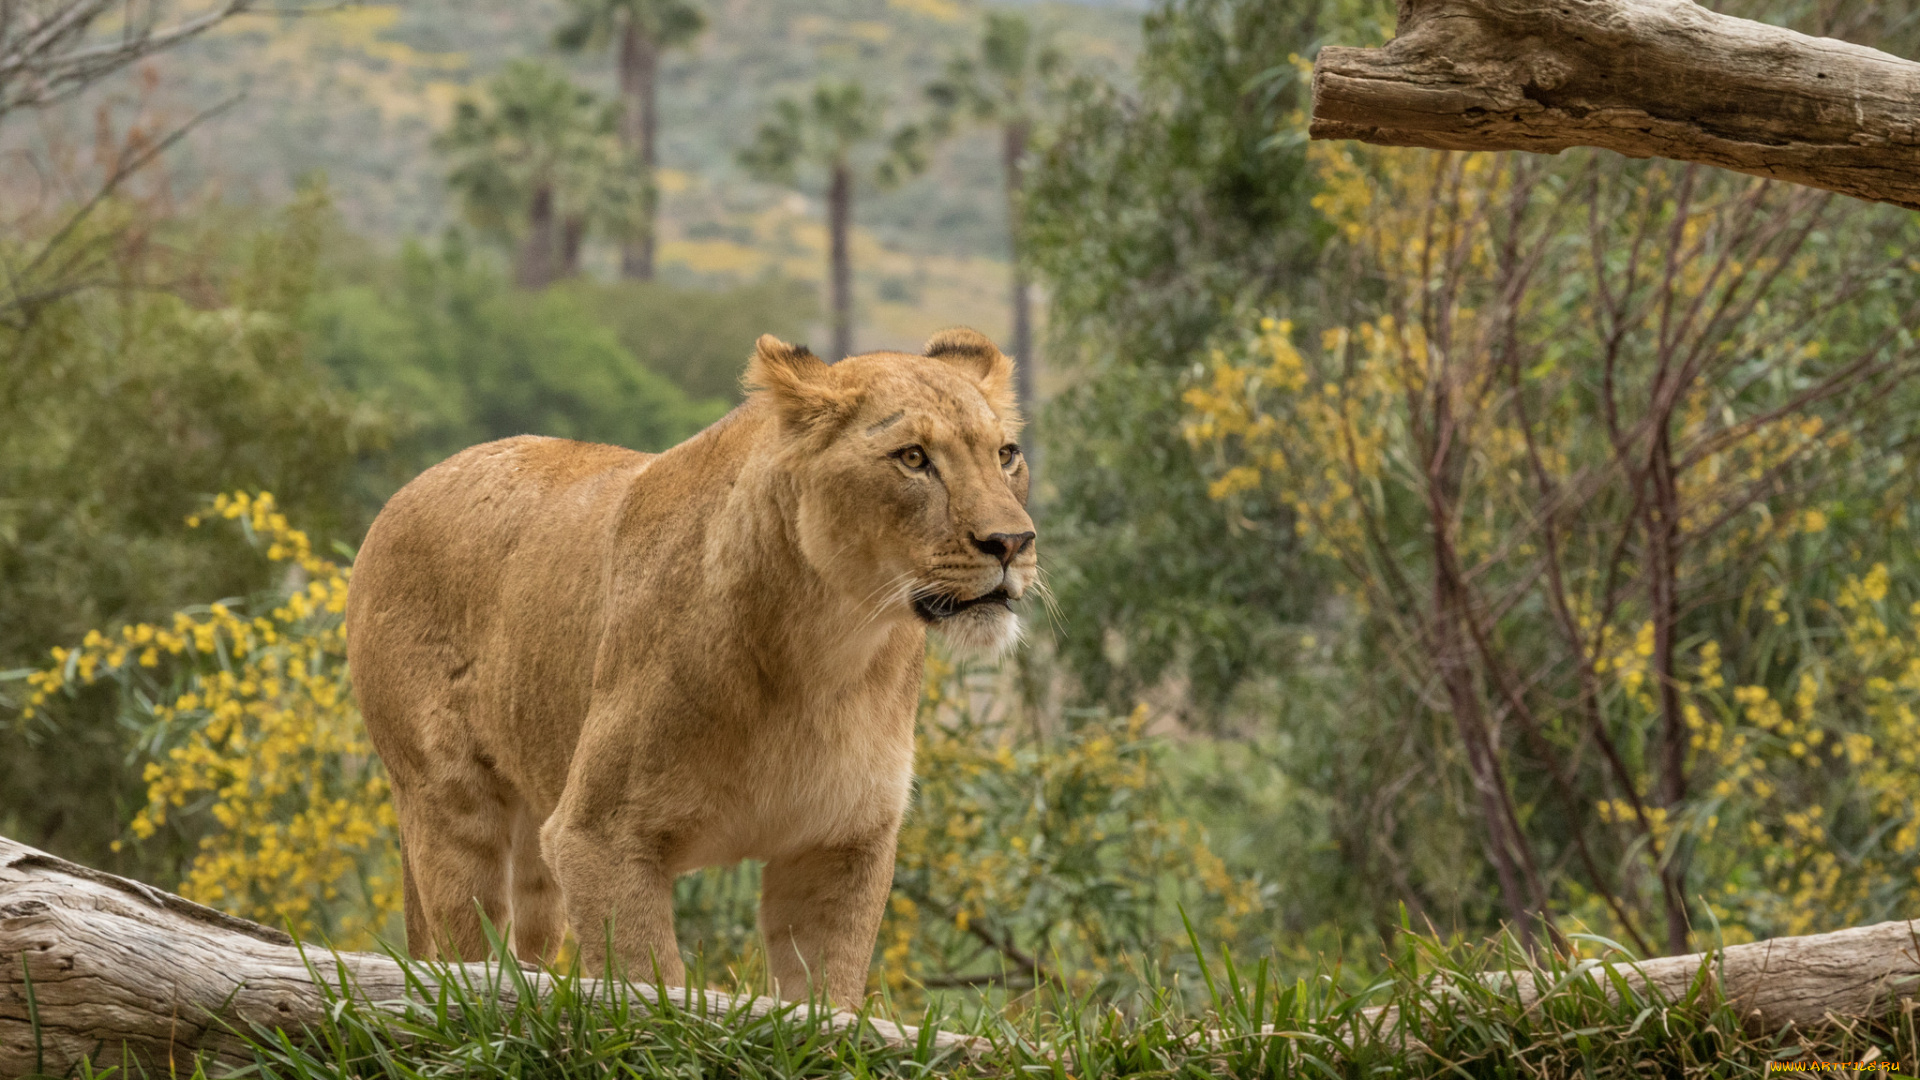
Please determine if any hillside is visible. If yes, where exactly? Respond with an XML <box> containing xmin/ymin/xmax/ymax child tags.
<box><xmin>133</xmin><ymin>0</ymin><xmax>1139</xmax><ymax>353</ymax></box>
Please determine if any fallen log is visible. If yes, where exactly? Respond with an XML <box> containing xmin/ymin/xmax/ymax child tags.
<box><xmin>0</xmin><ymin>836</ymin><xmax>979</xmax><ymax>1077</ymax></box>
<box><xmin>1523</xmin><ymin>920</ymin><xmax>1920</xmax><ymax>1030</ymax></box>
<box><xmin>1309</xmin><ymin>0</ymin><xmax>1920</xmax><ymax>211</ymax></box>
<box><xmin>1352</xmin><ymin>919</ymin><xmax>1920</xmax><ymax>1039</ymax></box>
<box><xmin>4</xmin><ymin>834</ymin><xmax>1918</xmax><ymax>1077</ymax></box>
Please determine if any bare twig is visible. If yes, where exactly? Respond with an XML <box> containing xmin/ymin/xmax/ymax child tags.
<box><xmin>0</xmin><ymin>0</ymin><xmax>255</xmax><ymax>122</ymax></box>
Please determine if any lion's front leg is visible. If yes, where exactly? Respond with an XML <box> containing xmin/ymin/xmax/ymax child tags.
<box><xmin>542</xmin><ymin>813</ymin><xmax>684</xmax><ymax>985</ymax></box>
<box><xmin>759</xmin><ymin>828</ymin><xmax>898</xmax><ymax>1005</ymax></box>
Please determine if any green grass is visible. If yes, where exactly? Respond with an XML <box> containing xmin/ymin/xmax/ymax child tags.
<box><xmin>43</xmin><ymin>921</ymin><xmax>1906</xmax><ymax>1080</ymax></box>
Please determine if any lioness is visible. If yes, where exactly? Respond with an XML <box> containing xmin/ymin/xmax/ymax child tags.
<box><xmin>346</xmin><ymin>329</ymin><xmax>1035</xmax><ymax>1004</ymax></box>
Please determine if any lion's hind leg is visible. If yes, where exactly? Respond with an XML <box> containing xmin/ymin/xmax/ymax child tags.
<box><xmin>389</xmin><ymin>759</ymin><xmax>516</xmax><ymax>962</ymax></box>
<box><xmin>400</xmin><ymin>840</ymin><xmax>428</xmax><ymax>957</ymax></box>
<box><xmin>509</xmin><ymin>804</ymin><xmax>564</xmax><ymax>965</ymax></box>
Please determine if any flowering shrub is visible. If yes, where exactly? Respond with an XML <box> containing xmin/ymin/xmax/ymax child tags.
<box><xmin>1181</xmin><ymin>137</ymin><xmax>1920</xmax><ymax>950</ymax></box>
<box><xmin>880</xmin><ymin>657</ymin><xmax>1265</xmax><ymax>994</ymax></box>
<box><xmin>20</xmin><ymin>492</ymin><xmax>398</xmax><ymax>946</ymax></box>
<box><xmin>1679</xmin><ymin>563</ymin><xmax>1920</xmax><ymax>939</ymax></box>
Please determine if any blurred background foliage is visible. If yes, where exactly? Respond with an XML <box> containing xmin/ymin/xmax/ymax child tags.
<box><xmin>304</xmin><ymin>231</ymin><xmax>750</xmax><ymax>487</ymax></box>
<box><xmin>6</xmin><ymin>0</ymin><xmax>1920</xmax><ymax>1014</ymax></box>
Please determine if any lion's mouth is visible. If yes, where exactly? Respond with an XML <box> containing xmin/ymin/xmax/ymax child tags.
<box><xmin>913</xmin><ymin>588</ymin><xmax>1013</xmax><ymax>623</ymax></box>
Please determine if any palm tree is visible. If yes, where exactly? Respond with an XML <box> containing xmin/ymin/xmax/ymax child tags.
<box><xmin>926</xmin><ymin>13</ymin><xmax>1064</xmax><ymax>428</ymax></box>
<box><xmin>555</xmin><ymin>0</ymin><xmax>705</xmax><ymax>281</ymax></box>
<box><xmin>437</xmin><ymin>61</ymin><xmax>630</xmax><ymax>290</ymax></box>
<box><xmin>739</xmin><ymin>81</ymin><xmax>923</xmax><ymax>362</ymax></box>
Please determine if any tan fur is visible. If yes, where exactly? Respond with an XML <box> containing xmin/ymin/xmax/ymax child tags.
<box><xmin>345</xmin><ymin>330</ymin><xmax>1036</xmax><ymax>1004</ymax></box>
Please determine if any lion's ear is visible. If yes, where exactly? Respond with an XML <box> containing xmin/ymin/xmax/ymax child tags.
<box><xmin>744</xmin><ymin>334</ymin><xmax>856</xmax><ymax>431</ymax></box>
<box><xmin>925</xmin><ymin>327</ymin><xmax>1016</xmax><ymax>414</ymax></box>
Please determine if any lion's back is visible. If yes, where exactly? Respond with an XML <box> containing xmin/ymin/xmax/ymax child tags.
<box><xmin>349</xmin><ymin>436</ymin><xmax>652</xmax><ymax>643</ymax></box>
<box><xmin>346</xmin><ymin>436</ymin><xmax>655</xmax><ymax>792</ymax></box>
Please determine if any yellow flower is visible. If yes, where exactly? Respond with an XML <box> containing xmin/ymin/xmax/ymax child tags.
<box><xmin>22</xmin><ymin>491</ymin><xmax>397</xmax><ymax>947</ymax></box>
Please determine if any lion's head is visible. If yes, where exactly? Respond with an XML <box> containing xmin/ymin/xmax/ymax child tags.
<box><xmin>746</xmin><ymin>328</ymin><xmax>1037</xmax><ymax>654</ymax></box>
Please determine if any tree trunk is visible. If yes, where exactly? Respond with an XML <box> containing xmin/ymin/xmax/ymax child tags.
<box><xmin>1646</xmin><ymin>417</ymin><xmax>1693</xmax><ymax>956</ymax></box>
<box><xmin>828</xmin><ymin>159</ymin><xmax>853</xmax><ymax>362</ymax></box>
<box><xmin>618</xmin><ymin>17</ymin><xmax>659</xmax><ymax>281</ymax></box>
<box><xmin>1308</xmin><ymin>0</ymin><xmax>1920</xmax><ymax>211</ymax></box>
<box><xmin>560</xmin><ymin>214</ymin><xmax>588</xmax><ymax>279</ymax></box>
<box><xmin>1422</xmin><ymin>329</ymin><xmax>1547</xmax><ymax>952</ymax></box>
<box><xmin>1432</xmin><ymin>550</ymin><xmax>1543</xmax><ymax>952</ymax></box>
<box><xmin>0</xmin><ymin>836</ymin><xmax>977</xmax><ymax>1077</ymax></box>
<box><xmin>1003</xmin><ymin>119</ymin><xmax>1036</xmax><ymax>475</ymax></box>
<box><xmin>517</xmin><ymin>182</ymin><xmax>557</xmax><ymax>291</ymax></box>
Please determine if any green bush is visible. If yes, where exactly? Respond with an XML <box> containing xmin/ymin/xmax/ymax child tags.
<box><xmin>304</xmin><ymin>237</ymin><xmax>732</xmax><ymax>487</ymax></box>
<box><xmin>1023</xmin><ymin>0</ymin><xmax>1330</xmax><ymax>719</ymax></box>
<box><xmin>559</xmin><ymin>276</ymin><xmax>818</xmax><ymax>405</ymax></box>
<box><xmin>0</xmin><ymin>189</ymin><xmax>387</xmax><ymax>873</ymax></box>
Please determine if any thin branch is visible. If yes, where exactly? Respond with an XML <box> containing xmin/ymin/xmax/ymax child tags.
<box><xmin>0</xmin><ymin>0</ymin><xmax>253</xmax><ymax>119</ymax></box>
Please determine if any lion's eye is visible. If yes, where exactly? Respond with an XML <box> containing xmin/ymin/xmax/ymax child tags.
<box><xmin>999</xmin><ymin>444</ymin><xmax>1020</xmax><ymax>468</ymax></box>
<box><xmin>897</xmin><ymin>446</ymin><xmax>929</xmax><ymax>470</ymax></box>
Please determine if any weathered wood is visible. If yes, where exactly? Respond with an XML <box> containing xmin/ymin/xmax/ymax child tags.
<box><xmin>1435</xmin><ymin>921</ymin><xmax>1920</xmax><ymax>1034</ymax></box>
<box><xmin>1309</xmin><ymin>0</ymin><xmax>1920</xmax><ymax>211</ymax></box>
<box><xmin>0</xmin><ymin>836</ymin><xmax>979</xmax><ymax>1077</ymax></box>
<box><xmin>1574</xmin><ymin>919</ymin><xmax>1920</xmax><ymax>1029</ymax></box>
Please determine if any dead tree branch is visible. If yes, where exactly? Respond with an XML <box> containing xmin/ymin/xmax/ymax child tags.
<box><xmin>1309</xmin><ymin>0</ymin><xmax>1920</xmax><ymax>210</ymax></box>
<box><xmin>0</xmin><ymin>0</ymin><xmax>256</xmax><ymax>122</ymax></box>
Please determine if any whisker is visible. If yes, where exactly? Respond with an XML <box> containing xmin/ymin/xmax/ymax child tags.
<box><xmin>848</xmin><ymin>570</ymin><xmax>919</xmax><ymax>638</ymax></box>
<box><xmin>1028</xmin><ymin>568</ymin><xmax>1066</xmax><ymax>643</ymax></box>
<box><xmin>851</xmin><ymin>574</ymin><xmax>912</xmax><ymax>621</ymax></box>
<box><xmin>854</xmin><ymin>569</ymin><xmax>914</xmax><ymax>612</ymax></box>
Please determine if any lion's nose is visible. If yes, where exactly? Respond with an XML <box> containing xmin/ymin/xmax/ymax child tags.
<box><xmin>971</xmin><ymin>530</ymin><xmax>1035</xmax><ymax>567</ymax></box>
